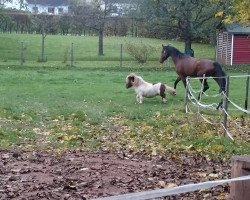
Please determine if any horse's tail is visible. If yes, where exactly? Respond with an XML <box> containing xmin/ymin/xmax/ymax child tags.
<box><xmin>213</xmin><ymin>62</ymin><xmax>226</xmax><ymax>93</ymax></box>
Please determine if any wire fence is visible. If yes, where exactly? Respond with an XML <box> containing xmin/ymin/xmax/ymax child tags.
<box><xmin>17</xmin><ymin>41</ymin><xmax>128</xmax><ymax>66</ymax></box>
<box><xmin>0</xmin><ymin>35</ymin><xmax>164</xmax><ymax>68</ymax></box>
<box><xmin>185</xmin><ymin>73</ymin><xmax>250</xmax><ymax>141</ymax></box>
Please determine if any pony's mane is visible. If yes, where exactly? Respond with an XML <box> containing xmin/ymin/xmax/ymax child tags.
<box><xmin>165</xmin><ymin>45</ymin><xmax>187</xmax><ymax>58</ymax></box>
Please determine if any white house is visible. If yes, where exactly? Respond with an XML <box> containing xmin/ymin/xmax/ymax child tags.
<box><xmin>4</xmin><ymin>0</ymin><xmax>69</xmax><ymax>14</ymax></box>
<box><xmin>26</xmin><ymin>0</ymin><xmax>69</xmax><ymax>15</ymax></box>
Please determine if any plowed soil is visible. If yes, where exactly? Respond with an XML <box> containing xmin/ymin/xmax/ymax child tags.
<box><xmin>0</xmin><ymin>149</ymin><xmax>231</xmax><ymax>200</ymax></box>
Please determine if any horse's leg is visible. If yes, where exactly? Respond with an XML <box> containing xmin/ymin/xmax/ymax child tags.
<box><xmin>198</xmin><ymin>79</ymin><xmax>209</xmax><ymax>100</ymax></box>
<box><xmin>181</xmin><ymin>77</ymin><xmax>194</xmax><ymax>100</ymax></box>
<box><xmin>174</xmin><ymin>76</ymin><xmax>181</xmax><ymax>90</ymax></box>
<box><xmin>213</xmin><ymin>77</ymin><xmax>225</xmax><ymax>109</ymax></box>
<box><xmin>216</xmin><ymin>100</ymin><xmax>223</xmax><ymax>110</ymax></box>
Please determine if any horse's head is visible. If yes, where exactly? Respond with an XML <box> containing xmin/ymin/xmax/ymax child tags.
<box><xmin>160</xmin><ymin>45</ymin><xmax>170</xmax><ymax>63</ymax></box>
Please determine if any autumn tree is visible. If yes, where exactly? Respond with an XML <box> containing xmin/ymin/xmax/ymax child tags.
<box><xmin>221</xmin><ymin>0</ymin><xmax>250</xmax><ymax>24</ymax></box>
<box><xmin>69</xmin><ymin>0</ymin><xmax>121</xmax><ymax>56</ymax></box>
<box><xmin>135</xmin><ymin>0</ymin><xmax>228</xmax><ymax>52</ymax></box>
<box><xmin>91</xmin><ymin>0</ymin><xmax>114</xmax><ymax>56</ymax></box>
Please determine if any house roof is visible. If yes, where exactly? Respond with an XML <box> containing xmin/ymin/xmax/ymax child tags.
<box><xmin>26</xmin><ymin>0</ymin><xmax>68</xmax><ymax>6</ymax></box>
<box><xmin>226</xmin><ymin>23</ymin><xmax>250</xmax><ymax>34</ymax></box>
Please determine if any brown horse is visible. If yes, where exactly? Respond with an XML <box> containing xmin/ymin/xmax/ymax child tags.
<box><xmin>160</xmin><ymin>45</ymin><xmax>226</xmax><ymax>102</ymax></box>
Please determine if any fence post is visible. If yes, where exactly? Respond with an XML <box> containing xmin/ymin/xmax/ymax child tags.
<box><xmin>20</xmin><ymin>42</ymin><xmax>24</xmax><ymax>66</ymax></box>
<box><xmin>41</xmin><ymin>32</ymin><xmax>46</xmax><ymax>62</ymax></box>
<box><xmin>120</xmin><ymin>43</ymin><xmax>123</xmax><ymax>68</ymax></box>
<box><xmin>185</xmin><ymin>77</ymin><xmax>190</xmax><ymax>113</ymax></box>
<box><xmin>222</xmin><ymin>76</ymin><xmax>229</xmax><ymax>136</ymax></box>
<box><xmin>245</xmin><ymin>71</ymin><xmax>249</xmax><ymax>111</ymax></box>
<box><xmin>71</xmin><ymin>43</ymin><xmax>74</xmax><ymax>67</ymax></box>
<box><xmin>230</xmin><ymin>156</ymin><xmax>250</xmax><ymax>200</ymax></box>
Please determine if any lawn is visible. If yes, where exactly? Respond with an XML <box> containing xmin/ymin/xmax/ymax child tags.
<box><xmin>0</xmin><ymin>65</ymin><xmax>249</xmax><ymax>157</ymax></box>
<box><xmin>0</xmin><ymin>33</ymin><xmax>215</xmax><ymax>65</ymax></box>
<box><xmin>0</xmin><ymin>33</ymin><xmax>249</xmax><ymax>157</ymax></box>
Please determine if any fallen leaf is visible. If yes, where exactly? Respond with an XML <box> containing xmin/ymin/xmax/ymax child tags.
<box><xmin>209</xmin><ymin>173</ymin><xmax>219</xmax><ymax>178</ymax></box>
<box><xmin>158</xmin><ymin>180</ymin><xmax>166</xmax><ymax>188</ymax></box>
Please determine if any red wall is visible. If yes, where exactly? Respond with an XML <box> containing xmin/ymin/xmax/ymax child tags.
<box><xmin>233</xmin><ymin>35</ymin><xmax>250</xmax><ymax>64</ymax></box>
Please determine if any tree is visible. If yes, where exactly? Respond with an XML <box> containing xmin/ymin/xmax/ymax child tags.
<box><xmin>220</xmin><ymin>0</ymin><xmax>250</xmax><ymax>25</ymax></box>
<box><xmin>69</xmin><ymin>0</ymin><xmax>93</xmax><ymax>35</ymax></box>
<box><xmin>31</xmin><ymin>14</ymin><xmax>59</xmax><ymax>62</ymax></box>
<box><xmin>135</xmin><ymin>0</ymin><xmax>227</xmax><ymax>52</ymax></box>
<box><xmin>91</xmin><ymin>0</ymin><xmax>113</xmax><ymax>56</ymax></box>
<box><xmin>59</xmin><ymin>15</ymin><xmax>71</xmax><ymax>35</ymax></box>
<box><xmin>0</xmin><ymin>0</ymin><xmax>11</xmax><ymax>7</ymax></box>
<box><xmin>69</xmin><ymin>0</ymin><xmax>120</xmax><ymax>56</ymax></box>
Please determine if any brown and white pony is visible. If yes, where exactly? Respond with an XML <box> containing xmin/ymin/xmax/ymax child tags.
<box><xmin>126</xmin><ymin>73</ymin><xmax>176</xmax><ymax>104</ymax></box>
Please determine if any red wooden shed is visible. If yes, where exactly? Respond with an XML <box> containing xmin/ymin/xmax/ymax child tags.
<box><xmin>216</xmin><ymin>23</ymin><xmax>250</xmax><ymax>65</ymax></box>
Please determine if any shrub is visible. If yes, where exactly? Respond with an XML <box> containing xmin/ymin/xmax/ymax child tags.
<box><xmin>125</xmin><ymin>41</ymin><xmax>156</xmax><ymax>63</ymax></box>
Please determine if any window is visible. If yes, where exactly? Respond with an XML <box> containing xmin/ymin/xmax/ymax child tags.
<box><xmin>58</xmin><ymin>8</ymin><xmax>64</xmax><ymax>14</ymax></box>
<box><xmin>48</xmin><ymin>7</ymin><xmax>55</xmax><ymax>14</ymax></box>
<box><xmin>32</xmin><ymin>6</ymin><xmax>38</xmax><ymax>13</ymax></box>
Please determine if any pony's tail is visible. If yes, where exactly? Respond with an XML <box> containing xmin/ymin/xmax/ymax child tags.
<box><xmin>164</xmin><ymin>84</ymin><xmax>176</xmax><ymax>95</ymax></box>
<box><xmin>213</xmin><ymin>62</ymin><xmax>226</xmax><ymax>93</ymax></box>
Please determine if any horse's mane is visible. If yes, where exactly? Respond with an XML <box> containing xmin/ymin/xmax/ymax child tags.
<box><xmin>165</xmin><ymin>45</ymin><xmax>187</xmax><ymax>58</ymax></box>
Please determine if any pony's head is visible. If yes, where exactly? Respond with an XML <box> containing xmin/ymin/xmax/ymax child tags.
<box><xmin>160</xmin><ymin>45</ymin><xmax>170</xmax><ymax>63</ymax></box>
<box><xmin>126</xmin><ymin>73</ymin><xmax>140</xmax><ymax>88</ymax></box>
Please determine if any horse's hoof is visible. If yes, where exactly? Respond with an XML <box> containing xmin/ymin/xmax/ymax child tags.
<box><xmin>216</xmin><ymin>104</ymin><xmax>222</xmax><ymax>110</ymax></box>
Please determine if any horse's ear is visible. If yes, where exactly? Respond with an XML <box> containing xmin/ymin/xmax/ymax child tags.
<box><xmin>162</xmin><ymin>44</ymin><xmax>164</xmax><ymax>48</ymax></box>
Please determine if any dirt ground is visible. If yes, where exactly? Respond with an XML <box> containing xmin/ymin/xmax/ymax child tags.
<box><xmin>0</xmin><ymin>149</ymin><xmax>231</xmax><ymax>200</ymax></box>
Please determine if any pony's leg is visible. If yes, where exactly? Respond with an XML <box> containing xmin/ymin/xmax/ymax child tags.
<box><xmin>160</xmin><ymin>93</ymin><xmax>167</xmax><ymax>103</ymax></box>
<box><xmin>160</xmin><ymin>85</ymin><xmax>167</xmax><ymax>103</ymax></box>
<box><xmin>136</xmin><ymin>94</ymin><xmax>140</xmax><ymax>103</ymax></box>
<box><xmin>139</xmin><ymin>96</ymin><xmax>143</xmax><ymax>104</ymax></box>
<box><xmin>136</xmin><ymin>94</ymin><xmax>143</xmax><ymax>104</ymax></box>
<box><xmin>174</xmin><ymin>76</ymin><xmax>181</xmax><ymax>89</ymax></box>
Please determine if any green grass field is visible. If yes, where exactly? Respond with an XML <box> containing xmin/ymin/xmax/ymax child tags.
<box><xmin>0</xmin><ymin>33</ymin><xmax>215</xmax><ymax>64</ymax></box>
<box><xmin>0</xmin><ymin>66</ymin><xmax>249</xmax><ymax>157</ymax></box>
<box><xmin>0</xmin><ymin>34</ymin><xmax>249</xmax><ymax>157</ymax></box>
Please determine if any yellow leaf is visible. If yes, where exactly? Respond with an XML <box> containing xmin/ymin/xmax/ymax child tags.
<box><xmin>212</xmin><ymin>145</ymin><xmax>224</xmax><ymax>152</ymax></box>
<box><xmin>166</xmin><ymin>183</ymin><xmax>178</xmax><ymax>188</ymax></box>
<box><xmin>196</xmin><ymin>172</ymin><xmax>207</xmax><ymax>178</ymax></box>
<box><xmin>151</xmin><ymin>148</ymin><xmax>157</xmax><ymax>156</ymax></box>
<box><xmin>223</xmin><ymin>17</ymin><xmax>232</xmax><ymax>24</ymax></box>
<box><xmin>215</xmin><ymin>11</ymin><xmax>224</xmax><ymax>17</ymax></box>
<box><xmin>209</xmin><ymin>173</ymin><xmax>219</xmax><ymax>178</ymax></box>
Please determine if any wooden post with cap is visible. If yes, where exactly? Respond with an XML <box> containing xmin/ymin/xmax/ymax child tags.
<box><xmin>245</xmin><ymin>71</ymin><xmax>249</xmax><ymax>111</ymax></box>
<box><xmin>230</xmin><ymin>156</ymin><xmax>250</xmax><ymax>200</ymax></box>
